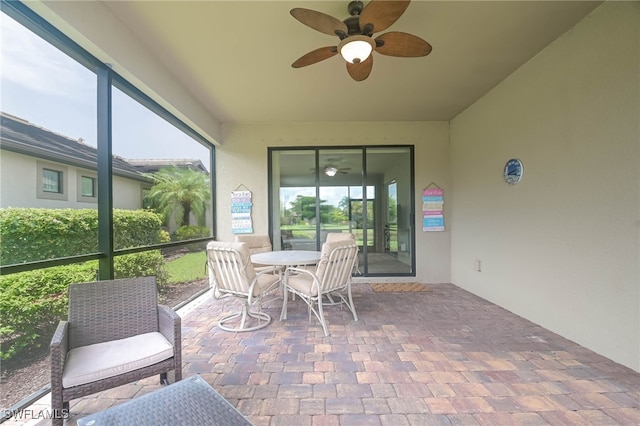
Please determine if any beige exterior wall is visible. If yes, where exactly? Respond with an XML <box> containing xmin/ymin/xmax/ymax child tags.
<box><xmin>450</xmin><ymin>2</ymin><xmax>640</xmax><ymax>371</ymax></box>
<box><xmin>217</xmin><ymin>121</ymin><xmax>451</xmax><ymax>284</ymax></box>
<box><xmin>0</xmin><ymin>150</ymin><xmax>144</xmax><ymax>210</ymax></box>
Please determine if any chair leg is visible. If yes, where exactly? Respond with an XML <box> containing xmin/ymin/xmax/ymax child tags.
<box><xmin>346</xmin><ymin>284</ymin><xmax>358</xmax><ymax>321</ymax></box>
<box><xmin>219</xmin><ymin>304</ymin><xmax>271</xmax><ymax>332</ymax></box>
<box><xmin>51</xmin><ymin>389</ymin><xmax>65</xmax><ymax>426</ymax></box>
<box><xmin>315</xmin><ymin>296</ymin><xmax>329</xmax><ymax>337</ymax></box>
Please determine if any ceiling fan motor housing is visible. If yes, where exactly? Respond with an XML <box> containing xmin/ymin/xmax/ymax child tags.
<box><xmin>347</xmin><ymin>1</ymin><xmax>364</xmax><ymax>16</ymax></box>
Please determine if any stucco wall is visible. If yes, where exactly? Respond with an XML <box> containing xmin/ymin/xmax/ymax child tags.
<box><xmin>450</xmin><ymin>2</ymin><xmax>640</xmax><ymax>371</ymax></box>
<box><xmin>217</xmin><ymin>121</ymin><xmax>451</xmax><ymax>284</ymax></box>
<box><xmin>0</xmin><ymin>150</ymin><xmax>144</xmax><ymax>211</ymax></box>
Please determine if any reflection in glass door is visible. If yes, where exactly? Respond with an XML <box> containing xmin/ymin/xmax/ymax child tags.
<box><xmin>269</xmin><ymin>147</ymin><xmax>414</xmax><ymax>276</ymax></box>
<box><xmin>318</xmin><ymin>149</ymin><xmax>362</xmax><ymax>245</ymax></box>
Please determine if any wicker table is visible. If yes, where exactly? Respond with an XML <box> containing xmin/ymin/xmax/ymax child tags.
<box><xmin>76</xmin><ymin>375</ymin><xmax>252</xmax><ymax>426</ymax></box>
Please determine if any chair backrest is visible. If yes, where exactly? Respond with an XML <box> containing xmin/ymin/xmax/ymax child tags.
<box><xmin>325</xmin><ymin>232</ymin><xmax>356</xmax><ymax>243</ymax></box>
<box><xmin>206</xmin><ymin>241</ymin><xmax>257</xmax><ymax>296</ymax></box>
<box><xmin>325</xmin><ymin>232</ymin><xmax>360</xmax><ymax>274</ymax></box>
<box><xmin>314</xmin><ymin>240</ymin><xmax>359</xmax><ymax>294</ymax></box>
<box><xmin>234</xmin><ymin>234</ymin><xmax>273</xmax><ymax>255</ymax></box>
<box><xmin>68</xmin><ymin>276</ymin><xmax>159</xmax><ymax>350</ymax></box>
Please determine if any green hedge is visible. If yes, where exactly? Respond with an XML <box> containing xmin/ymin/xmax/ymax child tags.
<box><xmin>172</xmin><ymin>225</ymin><xmax>210</xmax><ymax>252</ymax></box>
<box><xmin>0</xmin><ymin>208</ymin><xmax>169</xmax><ymax>265</ymax></box>
<box><xmin>0</xmin><ymin>263</ymin><xmax>96</xmax><ymax>360</ymax></box>
<box><xmin>0</xmin><ymin>208</ymin><xmax>171</xmax><ymax>361</ymax></box>
<box><xmin>0</xmin><ymin>252</ymin><xmax>168</xmax><ymax>361</ymax></box>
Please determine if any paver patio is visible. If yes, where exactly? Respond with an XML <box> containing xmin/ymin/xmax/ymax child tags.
<box><xmin>15</xmin><ymin>283</ymin><xmax>640</xmax><ymax>425</ymax></box>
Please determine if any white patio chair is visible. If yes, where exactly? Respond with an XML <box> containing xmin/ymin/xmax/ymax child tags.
<box><xmin>235</xmin><ymin>234</ymin><xmax>282</xmax><ymax>274</ymax></box>
<box><xmin>206</xmin><ymin>241</ymin><xmax>281</xmax><ymax>332</ymax></box>
<box><xmin>280</xmin><ymin>240</ymin><xmax>359</xmax><ymax>336</ymax></box>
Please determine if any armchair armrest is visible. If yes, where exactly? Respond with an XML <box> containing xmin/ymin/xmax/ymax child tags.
<box><xmin>286</xmin><ymin>266</ymin><xmax>315</xmax><ymax>277</ymax></box>
<box><xmin>158</xmin><ymin>305</ymin><xmax>182</xmax><ymax>382</ymax></box>
<box><xmin>247</xmin><ymin>268</ymin><xmax>283</xmax><ymax>305</ymax></box>
<box><xmin>50</xmin><ymin>321</ymin><xmax>69</xmax><ymax>389</ymax></box>
<box><xmin>158</xmin><ymin>305</ymin><xmax>181</xmax><ymax>346</ymax></box>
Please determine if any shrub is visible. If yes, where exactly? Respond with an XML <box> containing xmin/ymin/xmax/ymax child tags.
<box><xmin>172</xmin><ymin>225</ymin><xmax>210</xmax><ymax>241</ymax></box>
<box><xmin>0</xmin><ymin>251</ymin><xmax>167</xmax><ymax>361</ymax></box>
<box><xmin>0</xmin><ymin>208</ymin><xmax>168</xmax><ymax>265</ymax></box>
<box><xmin>172</xmin><ymin>225</ymin><xmax>210</xmax><ymax>251</ymax></box>
<box><xmin>114</xmin><ymin>251</ymin><xmax>168</xmax><ymax>288</ymax></box>
<box><xmin>0</xmin><ymin>263</ymin><xmax>96</xmax><ymax>360</ymax></box>
<box><xmin>0</xmin><ymin>207</ymin><xmax>171</xmax><ymax>361</ymax></box>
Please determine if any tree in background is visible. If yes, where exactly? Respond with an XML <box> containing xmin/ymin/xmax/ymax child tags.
<box><xmin>145</xmin><ymin>167</ymin><xmax>210</xmax><ymax>228</ymax></box>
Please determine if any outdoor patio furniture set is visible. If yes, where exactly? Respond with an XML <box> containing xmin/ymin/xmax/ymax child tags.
<box><xmin>50</xmin><ymin>234</ymin><xmax>359</xmax><ymax>424</ymax></box>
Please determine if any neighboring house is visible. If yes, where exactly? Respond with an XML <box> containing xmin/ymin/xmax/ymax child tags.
<box><xmin>0</xmin><ymin>112</ymin><xmax>148</xmax><ymax>210</ymax></box>
<box><xmin>0</xmin><ymin>112</ymin><xmax>209</xmax><ymax>218</ymax></box>
<box><xmin>0</xmin><ymin>112</ymin><xmax>213</xmax><ymax>232</ymax></box>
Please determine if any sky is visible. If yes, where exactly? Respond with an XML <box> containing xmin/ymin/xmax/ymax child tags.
<box><xmin>0</xmin><ymin>13</ymin><xmax>383</xmax><ymax>210</ymax></box>
<box><xmin>0</xmin><ymin>14</ymin><xmax>210</xmax><ymax>168</ymax></box>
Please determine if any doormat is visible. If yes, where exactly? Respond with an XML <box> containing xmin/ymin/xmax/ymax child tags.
<box><xmin>370</xmin><ymin>283</ymin><xmax>430</xmax><ymax>292</ymax></box>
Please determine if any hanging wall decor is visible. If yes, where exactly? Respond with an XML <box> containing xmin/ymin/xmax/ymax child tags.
<box><xmin>422</xmin><ymin>183</ymin><xmax>444</xmax><ymax>232</ymax></box>
<box><xmin>231</xmin><ymin>185</ymin><xmax>253</xmax><ymax>234</ymax></box>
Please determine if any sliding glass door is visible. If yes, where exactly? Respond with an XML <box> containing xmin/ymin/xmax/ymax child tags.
<box><xmin>269</xmin><ymin>146</ymin><xmax>414</xmax><ymax>277</ymax></box>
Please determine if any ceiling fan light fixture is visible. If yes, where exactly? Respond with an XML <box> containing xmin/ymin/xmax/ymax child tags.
<box><xmin>324</xmin><ymin>166</ymin><xmax>338</xmax><ymax>176</ymax></box>
<box><xmin>338</xmin><ymin>35</ymin><xmax>375</xmax><ymax>64</ymax></box>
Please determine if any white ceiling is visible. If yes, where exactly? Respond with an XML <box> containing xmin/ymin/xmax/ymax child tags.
<box><xmin>101</xmin><ymin>1</ymin><xmax>600</xmax><ymax>124</ymax></box>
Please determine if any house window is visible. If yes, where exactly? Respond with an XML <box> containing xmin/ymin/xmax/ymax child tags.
<box><xmin>43</xmin><ymin>169</ymin><xmax>62</xmax><ymax>193</ymax></box>
<box><xmin>78</xmin><ymin>173</ymin><xmax>98</xmax><ymax>203</ymax></box>
<box><xmin>37</xmin><ymin>161</ymin><xmax>68</xmax><ymax>201</ymax></box>
<box><xmin>81</xmin><ymin>176</ymin><xmax>95</xmax><ymax>197</ymax></box>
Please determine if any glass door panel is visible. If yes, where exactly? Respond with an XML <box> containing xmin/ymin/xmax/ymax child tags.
<box><xmin>272</xmin><ymin>150</ymin><xmax>317</xmax><ymax>250</ymax></box>
<box><xmin>365</xmin><ymin>147</ymin><xmax>413</xmax><ymax>274</ymax></box>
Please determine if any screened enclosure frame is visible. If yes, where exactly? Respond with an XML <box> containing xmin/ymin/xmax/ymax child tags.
<box><xmin>0</xmin><ymin>1</ymin><xmax>217</xmax><ymax>278</ymax></box>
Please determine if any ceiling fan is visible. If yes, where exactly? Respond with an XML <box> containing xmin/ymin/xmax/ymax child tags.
<box><xmin>311</xmin><ymin>161</ymin><xmax>352</xmax><ymax>176</ymax></box>
<box><xmin>290</xmin><ymin>0</ymin><xmax>432</xmax><ymax>81</ymax></box>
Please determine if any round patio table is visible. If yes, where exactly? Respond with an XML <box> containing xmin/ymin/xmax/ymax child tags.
<box><xmin>251</xmin><ymin>250</ymin><xmax>321</xmax><ymax>267</ymax></box>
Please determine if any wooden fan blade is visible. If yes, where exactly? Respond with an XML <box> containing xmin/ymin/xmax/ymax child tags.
<box><xmin>290</xmin><ymin>8</ymin><xmax>348</xmax><ymax>36</ymax></box>
<box><xmin>346</xmin><ymin>55</ymin><xmax>373</xmax><ymax>81</ymax></box>
<box><xmin>375</xmin><ymin>32</ymin><xmax>432</xmax><ymax>57</ymax></box>
<box><xmin>359</xmin><ymin>0</ymin><xmax>410</xmax><ymax>34</ymax></box>
<box><xmin>292</xmin><ymin>46</ymin><xmax>338</xmax><ymax>68</ymax></box>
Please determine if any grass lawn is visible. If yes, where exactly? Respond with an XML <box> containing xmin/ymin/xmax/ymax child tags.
<box><xmin>165</xmin><ymin>251</ymin><xmax>207</xmax><ymax>284</ymax></box>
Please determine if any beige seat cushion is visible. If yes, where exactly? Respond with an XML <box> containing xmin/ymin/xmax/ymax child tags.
<box><xmin>287</xmin><ymin>273</ymin><xmax>319</xmax><ymax>297</ymax></box>
<box><xmin>254</xmin><ymin>272</ymin><xmax>281</xmax><ymax>297</ymax></box>
<box><xmin>62</xmin><ymin>331</ymin><xmax>174</xmax><ymax>388</ymax></box>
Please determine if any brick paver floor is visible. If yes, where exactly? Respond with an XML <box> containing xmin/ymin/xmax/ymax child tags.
<box><xmin>16</xmin><ymin>283</ymin><xmax>640</xmax><ymax>425</ymax></box>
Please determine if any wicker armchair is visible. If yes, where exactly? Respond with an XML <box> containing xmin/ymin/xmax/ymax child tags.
<box><xmin>50</xmin><ymin>277</ymin><xmax>182</xmax><ymax>426</ymax></box>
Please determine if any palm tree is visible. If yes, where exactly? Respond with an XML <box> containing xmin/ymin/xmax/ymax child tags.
<box><xmin>145</xmin><ymin>167</ymin><xmax>210</xmax><ymax>228</ymax></box>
